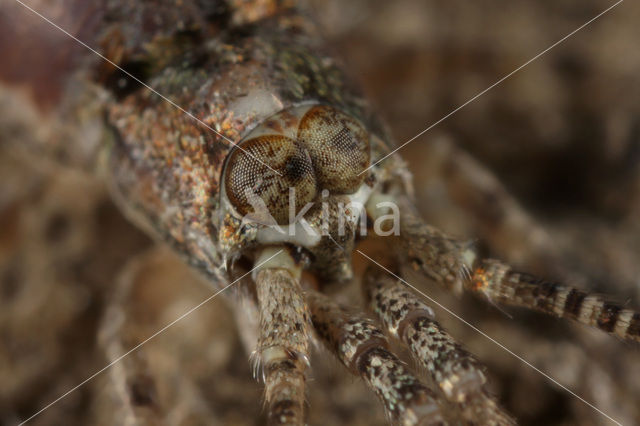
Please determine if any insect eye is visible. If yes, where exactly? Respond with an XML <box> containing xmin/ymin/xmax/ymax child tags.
<box><xmin>224</xmin><ymin>135</ymin><xmax>317</xmax><ymax>225</ymax></box>
<box><xmin>297</xmin><ymin>105</ymin><xmax>370</xmax><ymax>194</ymax></box>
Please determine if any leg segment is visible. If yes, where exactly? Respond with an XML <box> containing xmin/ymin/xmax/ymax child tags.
<box><xmin>363</xmin><ymin>266</ymin><xmax>515</xmax><ymax>426</ymax></box>
<box><xmin>394</xmin><ymin>197</ymin><xmax>471</xmax><ymax>295</ymax></box>
<box><xmin>469</xmin><ymin>259</ymin><xmax>640</xmax><ymax>342</ymax></box>
<box><xmin>253</xmin><ymin>250</ymin><xmax>311</xmax><ymax>425</ymax></box>
<box><xmin>306</xmin><ymin>291</ymin><xmax>447</xmax><ymax>426</ymax></box>
<box><xmin>395</xmin><ymin>206</ymin><xmax>640</xmax><ymax>343</ymax></box>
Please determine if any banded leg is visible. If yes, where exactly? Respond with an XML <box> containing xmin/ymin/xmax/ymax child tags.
<box><xmin>306</xmin><ymin>291</ymin><xmax>447</xmax><ymax>425</ymax></box>
<box><xmin>395</xmin><ymin>207</ymin><xmax>640</xmax><ymax>343</ymax></box>
<box><xmin>469</xmin><ymin>259</ymin><xmax>640</xmax><ymax>342</ymax></box>
<box><xmin>253</xmin><ymin>249</ymin><xmax>311</xmax><ymax>425</ymax></box>
<box><xmin>363</xmin><ymin>266</ymin><xmax>515</xmax><ymax>426</ymax></box>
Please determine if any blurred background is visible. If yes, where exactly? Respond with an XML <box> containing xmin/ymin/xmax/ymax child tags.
<box><xmin>1</xmin><ymin>0</ymin><xmax>639</xmax><ymax>424</ymax></box>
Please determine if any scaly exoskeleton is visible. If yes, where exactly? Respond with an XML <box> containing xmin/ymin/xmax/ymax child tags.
<box><xmin>1</xmin><ymin>1</ymin><xmax>639</xmax><ymax>425</ymax></box>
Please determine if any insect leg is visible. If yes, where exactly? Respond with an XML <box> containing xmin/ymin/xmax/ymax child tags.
<box><xmin>363</xmin><ymin>265</ymin><xmax>515</xmax><ymax>426</ymax></box>
<box><xmin>397</xmin><ymin>205</ymin><xmax>471</xmax><ymax>295</ymax></box>
<box><xmin>395</xmin><ymin>203</ymin><xmax>640</xmax><ymax>343</ymax></box>
<box><xmin>252</xmin><ymin>249</ymin><xmax>311</xmax><ymax>425</ymax></box>
<box><xmin>468</xmin><ymin>259</ymin><xmax>640</xmax><ymax>343</ymax></box>
<box><xmin>306</xmin><ymin>290</ymin><xmax>448</xmax><ymax>426</ymax></box>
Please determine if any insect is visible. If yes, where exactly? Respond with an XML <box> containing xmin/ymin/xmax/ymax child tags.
<box><xmin>1</xmin><ymin>0</ymin><xmax>638</xmax><ymax>425</ymax></box>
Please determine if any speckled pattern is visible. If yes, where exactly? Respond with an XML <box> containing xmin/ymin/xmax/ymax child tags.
<box><xmin>297</xmin><ymin>105</ymin><xmax>371</xmax><ymax>194</ymax></box>
<box><xmin>470</xmin><ymin>259</ymin><xmax>640</xmax><ymax>343</ymax></box>
<box><xmin>1</xmin><ymin>0</ymin><xmax>387</xmax><ymax>288</ymax></box>
<box><xmin>396</xmin><ymin>199</ymin><xmax>640</xmax><ymax>345</ymax></box>
<box><xmin>3</xmin><ymin>0</ymin><xmax>640</xmax><ymax>425</ymax></box>
<box><xmin>307</xmin><ymin>291</ymin><xmax>446</xmax><ymax>425</ymax></box>
<box><xmin>255</xmin><ymin>268</ymin><xmax>311</xmax><ymax>425</ymax></box>
<box><xmin>364</xmin><ymin>266</ymin><xmax>514</xmax><ymax>425</ymax></box>
<box><xmin>397</xmin><ymin>199</ymin><xmax>471</xmax><ymax>294</ymax></box>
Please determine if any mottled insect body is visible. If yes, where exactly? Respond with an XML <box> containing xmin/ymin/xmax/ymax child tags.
<box><xmin>1</xmin><ymin>0</ymin><xmax>396</xmax><ymax>285</ymax></box>
<box><xmin>96</xmin><ymin>2</ymin><xmax>400</xmax><ymax>288</ymax></box>
<box><xmin>2</xmin><ymin>1</ymin><xmax>639</xmax><ymax>425</ymax></box>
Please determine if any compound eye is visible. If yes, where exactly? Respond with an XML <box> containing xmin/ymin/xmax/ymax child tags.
<box><xmin>297</xmin><ymin>105</ymin><xmax>370</xmax><ymax>194</ymax></box>
<box><xmin>224</xmin><ymin>135</ymin><xmax>317</xmax><ymax>225</ymax></box>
